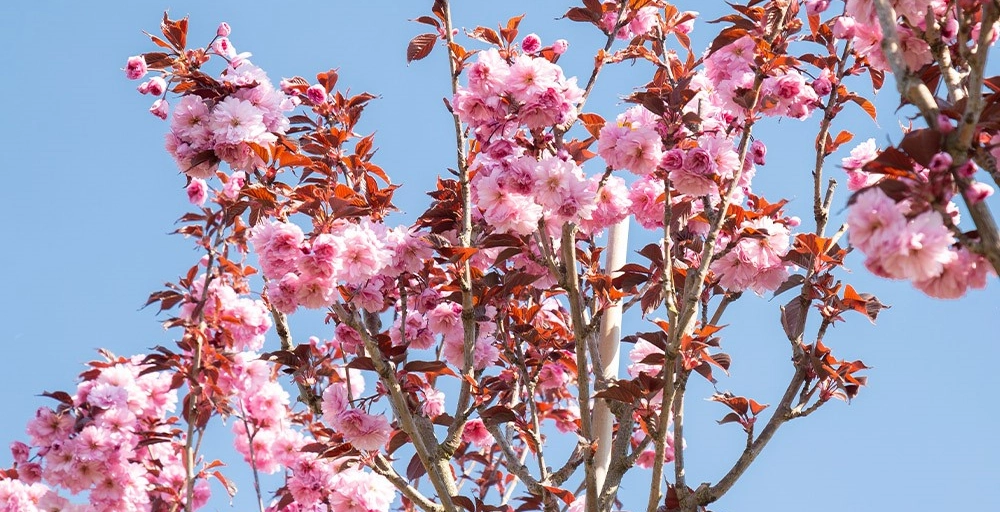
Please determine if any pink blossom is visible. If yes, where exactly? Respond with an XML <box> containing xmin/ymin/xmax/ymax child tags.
<box><xmin>186</xmin><ymin>178</ymin><xmax>207</xmax><ymax>206</ymax></box>
<box><xmin>328</xmin><ymin>468</ymin><xmax>395</xmax><ymax>512</ymax></box>
<box><xmin>335</xmin><ymin>409</ymin><xmax>391</xmax><ymax>451</ymax></box>
<box><xmin>125</xmin><ymin>55</ymin><xmax>147</xmax><ymax>80</ymax></box>
<box><xmin>880</xmin><ymin>210</ymin><xmax>957</xmax><ymax>281</ymax></box>
<box><xmin>217</xmin><ymin>22</ymin><xmax>231</xmax><ymax>37</ymax></box>
<box><xmin>847</xmin><ymin>187</ymin><xmax>907</xmax><ymax>254</ymax></box>
<box><xmin>422</xmin><ymin>386</ymin><xmax>446</xmax><ymax>418</ymax></box>
<box><xmin>628</xmin><ymin>174</ymin><xmax>665</xmax><ymax>229</ymax></box>
<box><xmin>462</xmin><ymin>419</ymin><xmax>495</xmax><ymax>448</ymax></box>
<box><xmin>210</xmin><ymin>97</ymin><xmax>270</xmax><ymax>146</ymax></box>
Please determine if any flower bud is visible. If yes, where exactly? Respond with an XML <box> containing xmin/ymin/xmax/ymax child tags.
<box><xmin>212</xmin><ymin>37</ymin><xmax>236</xmax><ymax>58</ymax></box>
<box><xmin>125</xmin><ymin>55</ymin><xmax>147</xmax><ymax>80</ymax></box>
<box><xmin>833</xmin><ymin>16</ymin><xmax>856</xmax><ymax>39</ymax></box>
<box><xmin>811</xmin><ymin>76</ymin><xmax>832</xmax><ymax>96</ymax></box>
<box><xmin>146</xmin><ymin>76</ymin><xmax>167</xmax><ymax>96</ymax></box>
<box><xmin>521</xmin><ymin>33</ymin><xmax>541</xmax><ymax>54</ymax></box>
<box><xmin>149</xmin><ymin>98</ymin><xmax>169</xmax><ymax>120</ymax></box>
<box><xmin>552</xmin><ymin>39</ymin><xmax>569</xmax><ymax>55</ymax></box>
<box><xmin>751</xmin><ymin>140</ymin><xmax>767</xmax><ymax>166</ymax></box>
<box><xmin>965</xmin><ymin>181</ymin><xmax>994</xmax><ymax>204</ymax></box>
<box><xmin>928</xmin><ymin>152</ymin><xmax>953</xmax><ymax>173</ymax></box>
<box><xmin>957</xmin><ymin>161</ymin><xmax>978</xmax><ymax>179</ymax></box>
<box><xmin>306</xmin><ymin>84</ymin><xmax>327</xmax><ymax>104</ymax></box>
<box><xmin>217</xmin><ymin>22</ymin><xmax>231</xmax><ymax>37</ymax></box>
<box><xmin>937</xmin><ymin>114</ymin><xmax>954</xmax><ymax>133</ymax></box>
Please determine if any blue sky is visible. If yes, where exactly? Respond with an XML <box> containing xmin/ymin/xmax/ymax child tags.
<box><xmin>1</xmin><ymin>1</ymin><xmax>998</xmax><ymax>511</ymax></box>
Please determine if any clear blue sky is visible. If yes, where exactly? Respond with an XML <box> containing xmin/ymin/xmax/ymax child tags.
<box><xmin>1</xmin><ymin>2</ymin><xmax>998</xmax><ymax>511</ymax></box>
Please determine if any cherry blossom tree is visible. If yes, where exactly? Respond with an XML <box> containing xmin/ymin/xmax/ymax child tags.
<box><xmin>2</xmin><ymin>1</ymin><xmax>997</xmax><ymax>512</ymax></box>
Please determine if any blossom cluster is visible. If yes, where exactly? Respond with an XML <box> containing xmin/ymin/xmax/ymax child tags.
<box><xmin>7</xmin><ymin>358</ymin><xmax>197</xmax><ymax>512</ymax></box>
<box><xmin>848</xmin><ymin>187</ymin><xmax>992</xmax><ymax>298</ymax></box>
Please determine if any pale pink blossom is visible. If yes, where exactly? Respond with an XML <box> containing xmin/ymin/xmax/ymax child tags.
<box><xmin>552</xmin><ymin>39</ymin><xmax>569</xmax><ymax>55</ymax></box>
<box><xmin>125</xmin><ymin>55</ymin><xmax>147</xmax><ymax>80</ymax></box>
<box><xmin>217</xmin><ymin>22</ymin><xmax>231</xmax><ymax>37</ymax></box>
<box><xmin>335</xmin><ymin>409</ymin><xmax>391</xmax><ymax>451</ymax></box>
<box><xmin>462</xmin><ymin>419</ymin><xmax>495</xmax><ymax>448</ymax></box>
<box><xmin>880</xmin><ymin>210</ymin><xmax>957</xmax><ymax>281</ymax></box>
<box><xmin>149</xmin><ymin>98</ymin><xmax>169</xmax><ymax>120</ymax></box>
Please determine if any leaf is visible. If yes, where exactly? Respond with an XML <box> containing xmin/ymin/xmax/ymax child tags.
<box><xmin>402</xmin><ymin>360</ymin><xmax>457</xmax><ymax>377</ymax></box>
<box><xmin>542</xmin><ymin>486</ymin><xmax>576</xmax><ymax>506</ymax></box>
<box><xmin>772</xmin><ymin>273</ymin><xmax>805</xmax><ymax>297</ymax></box>
<box><xmin>212</xmin><ymin>471</ymin><xmax>237</xmax><ymax>497</ymax></box>
<box><xmin>407</xmin><ymin>33</ymin><xmax>437</xmax><ymax>63</ymax></box>
<box><xmin>480</xmin><ymin>405</ymin><xmax>518</xmax><ymax>426</ymax></box>
<box><xmin>848</xmin><ymin>94</ymin><xmax>877</xmax><ymax>121</ymax></box>
<box><xmin>406</xmin><ymin>453</ymin><xmax>427</xmax><ymax>481</ymax></box>
<box><xmin>578</xmin><ymin>112</ymin><xmax>606</xmax><ymax>139</ymax></box>
<box><xmin>780</xmin><ymin>296</ymin><xmax>808</xmax><ymax>341</ymax></box>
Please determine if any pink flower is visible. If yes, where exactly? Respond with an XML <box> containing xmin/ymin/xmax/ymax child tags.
<box><xmin>521</xmin><ymin>33</ymin><xmax>542</xmax><ymax>53</ymax></box>
<box><xmin>328</xmin><ymin>468</ymin><xmax>395</xmax><ymax>512</ymax></box>
<box><xmin>462</xmin><ymin>419</ymin><xmax>495</xmax><ymax>448</ymax></box>
<box><xmin>10</xmin><ymin>441</ymin><xmax>30</xmax><ymax>464</ymax></box>
<box><xmin>305</xmin><ymin>84</ymin><xmax>327</xmax><ymax>104</ymax></box>
<box><xmin>149</xmin><ymin>99</ymin><xmax>169</xmax><ymax>120</ymax></box>
<box><xmin>335</xmin><ymin>409</ymin><xmax>391</xmax><ymax>451</ymax></box>
<box><xmin>880</xmin><ymin>210</ymin><xmax>957</xmax><ymax>281</ymax></box>
<box><xmin>422</xmin><ymin>386</ymin><xmax>446</xmax><ymax>418</ymax></box>
<box><xmin>186</xmin><ymin>178</ymin><xmax>208</xmax><ymax>206</ymax></box>
<box><xmin>217</xmin><ymin>22</ymin><xmax>232</xmax><ymax>37</ymax></box>
<box><xmin>125</xmin><ymin>55</ymin><xmax>147</xmax><ymax>80</ymax></box>
<box><xmin>847</xmin><ymin>187</ymin><xmax>906</xmax><ymax>254</ymax></box>
<box><xmin>209</xmin><ymin>97</ymin><xmax>269</xmax><ymax>145</ymax></box>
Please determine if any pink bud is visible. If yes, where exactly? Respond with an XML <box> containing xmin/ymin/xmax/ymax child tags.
<box><xmin>552</xmin><ymin>39</ymin><xmax>569</xmax><ymax>55</ymax></box>
<box><xmin>125</xmin><ymin>55</ymin><xmax>148</xmax><ymax>80</ymax></box>
<box><xmin>149</xmin><ymin>98</ymin><xmax>169</xmax><ymax>120</ymax></box>
<box><xmin>811</xmin><ymin>76</ymin><xmax>832</xmax><ymax>96</ymax></box>
<box><xmin>279</xmin><ymin>79</ymin><xmax>297</xmax><ymax>94</ymax></box>
<box><xmin>805</xmin><ymin>0</ymin><xmax>830</xmax><ymax>15</ymax></box>
<box><xmin>833</xmin><ymin>16</ymin><xmax>856</xmax><ymax>39</ymax></box>
<box><xmin>521</xmin><ymin>33</ymin><xmax>542</xmax><ymax>53</ymax></box>
<box><xmin>675</xmin><ymin>12</ymin><xmax>697</xmax><ymax>35</ymax></box>
<box><xmin>965</xmin><ymin>181</ymin><xmax>994</xmax><ymax>204</ymax></box>
<box><xmin>941</xmin><ymin>17</ymin><xmax>959</xmax><ymax>39</ymax></box>
<box><xmin>9</xmin><ymin>441</ymin><xmax>29</xmax><ymax>464</ymax></box>
<box><xmin>306</xmin><ymin>84</ymin><xmax>327</xmax><ymax>104</ymax></box>
<box><xmin>787</xmin><ymin>216</ymin><xmax>802</xmax><ymax>227</ymax></box>
<box><xmin>217</xmin><ymin>22</ymin><xmax>232</xmax><ymax>37</ymax></box>
<box><xmin>137</xmin><ymin>81</ymin><xmax>150</xmax><ymax>94</ymax></box>
<box><xmin>751</xmin><ymin>140</ymin><xmax>767</xmax><ymax>166</ymax></box>
<box><xmin>212</xmin><ymin>37</ymin><xmax>236</xmax><ymax>58</ymax></box>
<box><xmin>187</xmin><ymin>178</ymin><xmax>208</xmax><ymax>207</ymax></box>
<box><xmin>937</xmin><ymin>114</ymin><xmax>954</xmax><ymax>134</ymax></box>
<box><xmin>146</xmin><ymin>76</ymin><xmax>167</xmax><ymax>96</ymax></box>
<box><xmin>957</xmin><ymin>161</ymin><xmax>978</xmax><ymax>178</ymax></box>
<box><xmin>928</xmin><ymin>152</ymin><xmax>953</xmax><ymax>173</ymax></box>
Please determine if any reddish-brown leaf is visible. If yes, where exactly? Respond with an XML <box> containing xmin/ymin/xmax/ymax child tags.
<box><xmin>407</xmin><ymin>33</ymin><xmax>437</xmax><ymax>63</ymax></box>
